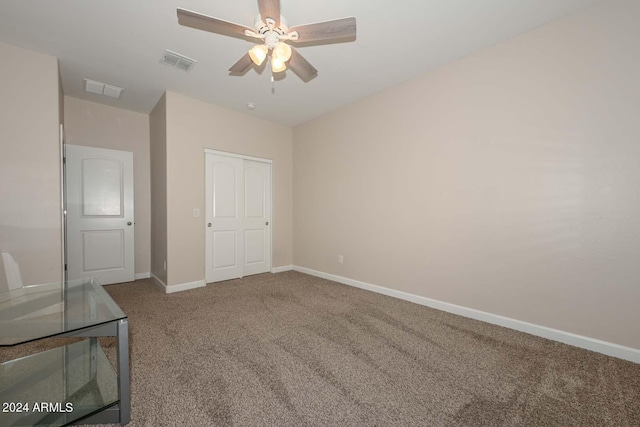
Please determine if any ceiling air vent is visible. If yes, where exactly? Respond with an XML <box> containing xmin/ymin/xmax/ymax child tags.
<box><xmin>83</xmin><ymin>79</ymin><xmax>124</xmax><ymax>99</ymax></box>
<box><xmin>161</xmin><ymin>49</ymin><xmax>197</xmax><ymax>72</ymax></box>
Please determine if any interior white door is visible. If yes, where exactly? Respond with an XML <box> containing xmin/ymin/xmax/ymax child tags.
<box><xmin>66</xmin><ymin>145</ymin><xmax>135</xmax><ymax>285</ymax></box>
<box><xmin>206</xmin><ymin>154</ymin><xmax>244</xmax><ymax>282</ymax></box>
<box><xmin>205</xmin><ymin>152</ymin><xmax>271</xmax><ymax>283</ymax></box>
<box><xmin>242</xmin><ymin>160</ymin><xmax>271</xmax><ymax>276</ymax></box>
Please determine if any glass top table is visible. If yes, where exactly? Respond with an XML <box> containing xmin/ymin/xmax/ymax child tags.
<box><xmin>0</xmin><ymin>278</ymin><xmax>130</xmax><ymax>426</ymax></box>
<box><xmin>0</xmin><ymin>278</ymin><xmax>126</xmax><ymax>347</ymax></box>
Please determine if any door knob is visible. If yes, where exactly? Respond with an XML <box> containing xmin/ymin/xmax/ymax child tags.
<box><xmin>208</xmin><ymin>223</ymin><xmax>212</xmax><ymax>227</ymax></box>
<box><xmin>265</xmin><ymin>221</ymin><xmax>269</xmax><ymax>226</ymax></box>
<box><xmin>127</xmin><ymin>221</ymin><xmax>132</xmax><ymax>226</ymax></box>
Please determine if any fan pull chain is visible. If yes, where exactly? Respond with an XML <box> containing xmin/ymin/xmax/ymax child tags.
<box><xmin>271</xmin><ymin>72</ymin><xmax>275</xmax><ymax>94</ymax></box>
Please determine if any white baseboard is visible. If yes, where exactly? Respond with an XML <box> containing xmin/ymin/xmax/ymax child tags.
<box><xmin>165</xmin><ymin>279</ymin><xmax>206</xmax><ymax>294</ymax></box>
<box><xmin>293</xmin><ymin>266</ymin><xmax>640</xmax><ymax>364</ymax></box>
<box><xmin>150</xmin><ymin>274</ymin><xmax>206</xmax><ymax>294</ymax></box>
<box><xmin>135</xmin><ymin>272</ymin><xmax>151</xmax><ymax>280</ymax></box>
<box><xmin>272</xmin><ymin>265</ymin><xmax>294</xmax><ymax>273</ymax></box>
<box><xmin>150</xmin><ymin>273</ymin><xmax>167</xmax><ymax>291</ymax></box>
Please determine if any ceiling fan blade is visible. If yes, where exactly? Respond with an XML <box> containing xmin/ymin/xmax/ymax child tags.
<box><xmin>289</xmin><ymin>17</ymin><xmax>356</xmax><ymax>44</ymax></box>
<box><xmin>288</xmin><ymin>48</ymin><xmax>318</xmax><ymax>82</ymax></box>
<box><xmin>258</xmin><ymin>0</ymin><xmax>281</xmax><ymax>27</ymax></box>
<box><xmin>177</xmin><ymin>8</ymin><xmax>253</xmax><ymax>39</ymax></box>
<box><xmin>228</xmin><ymin>53</ymin><xmax>254</xmax><ymax>74</ymax></box>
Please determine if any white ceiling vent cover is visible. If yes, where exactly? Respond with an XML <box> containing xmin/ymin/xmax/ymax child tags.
<box><xmin>83</xmin><ymin>79</ymin><xmax>124</xmax><ymax>99</ymax></box>
<box><xmin>161</xmin><ymin>50</ymin><xmax>197</xmax><ymax>71</ymax></box>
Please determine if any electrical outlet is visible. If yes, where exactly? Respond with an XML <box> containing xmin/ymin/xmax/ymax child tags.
<box><xmin>338</xmin><ymin>255</ymin><xmax>344</xmax><ymax>264</ymax></box>
<box><xmin>193</xmin><ymin>208</ymin><xmax>200</xmax><ymax>218</ymax></box>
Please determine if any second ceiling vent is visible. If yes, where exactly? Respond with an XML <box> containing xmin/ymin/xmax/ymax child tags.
<box><xmin>160</xmin><ymin>49</ymin><xmax>197</xmax><ymax>72</ymax></box>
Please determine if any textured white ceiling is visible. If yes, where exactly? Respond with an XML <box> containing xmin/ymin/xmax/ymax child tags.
<box><xmin>0</xmin><ymin>0</ymin><xmax>602</xmax><ymax>126</ymax></box>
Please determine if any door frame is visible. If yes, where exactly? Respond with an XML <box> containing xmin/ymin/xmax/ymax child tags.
<box><xmin>204</xmin><ymin>148</ymin><xmax>273</xmax><ymax>283</ymax></box>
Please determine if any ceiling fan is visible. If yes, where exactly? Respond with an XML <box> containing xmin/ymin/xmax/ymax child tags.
<box><xmin>177</xmin><ymin>0</ymin><xmax>356</xmax><ymax>82</ymax></box>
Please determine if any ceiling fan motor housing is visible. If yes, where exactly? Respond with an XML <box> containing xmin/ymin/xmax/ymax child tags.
<box><xmin>254</xmin><ymin>14</ymin><xmax>289</xmax><ymax>48</ymax></box>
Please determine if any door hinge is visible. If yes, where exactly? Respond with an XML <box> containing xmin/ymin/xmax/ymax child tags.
<box><xmin>64</xmin><ymin>263</ymin><xmax>67</xmax><ymax>271</ymax></box>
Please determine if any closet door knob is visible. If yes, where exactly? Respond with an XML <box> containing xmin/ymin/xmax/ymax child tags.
<box><xmin>208</xmin><ymin>223</ymin><xmax>212</xmax><ymax>227</ymax></box>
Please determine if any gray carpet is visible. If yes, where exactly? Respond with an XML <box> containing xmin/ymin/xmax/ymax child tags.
<box><xmin>3</xmin><ymin>271</ymin><xmax>640</xmax><ymax>426</ymax></box>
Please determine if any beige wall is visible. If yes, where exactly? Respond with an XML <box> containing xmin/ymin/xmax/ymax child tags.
<box><xmin>0</xmin><ymin>42</ymin><xmax>62</xmax><ymax>287</ymax></box>
<box><xmin>149</xmin><ymin>94</ymin><xmax>168</xmax><ymax>284</ymax></box>
<box><xmin>293</xmin><ymin>0</ymin><xmax>640</xmax><ymax>349</ymax></box>
<box><xmin>63</xmin><ymin>96</ymin><xmax>151</xmax><ymax>276</ymax></box>
<box><xmin>165</xmin><ymin>91</ymin><xmax>293</xmax><ymax>287</ymax></box>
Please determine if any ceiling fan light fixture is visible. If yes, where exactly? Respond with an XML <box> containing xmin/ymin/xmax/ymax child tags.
<box><xmin>273</xmin><ymin>42</ymin><xmax>292</xmax><ymax>62</ymax></box>
<box><xmin>176</xmin><ymin>5</ymin><xmax>356</xmax><ymax>83</ymax></box>
<box><xmin>248</xmin><ymin>44</ymin><xmax>268</xmax><ymax>66</ymax></box>
<box><xmin>271</xmin><ymin>56</ymin><xmax>287</xmax><ymax>73</ymax></box>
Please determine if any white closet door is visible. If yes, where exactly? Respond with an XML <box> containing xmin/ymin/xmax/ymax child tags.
<box><xmin>243</xmin><ymin>160</ymin><xmax>271</xmax><ymax>276</ymax></box>
<box><xmin>206</xmin><ymin>154</ymin><xmax>244</xmax><ymax>283</ymax></box>
<box><xmin>205</xmin><ymin>152</ymin><xmax>272</xmax><ymax>283</ymax></box>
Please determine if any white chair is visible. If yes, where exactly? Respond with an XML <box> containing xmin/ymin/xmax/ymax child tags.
<box><xmin>1</xmin><ymin>252</ymin><xmax>24</xmax><ymax>290</ymax></box>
